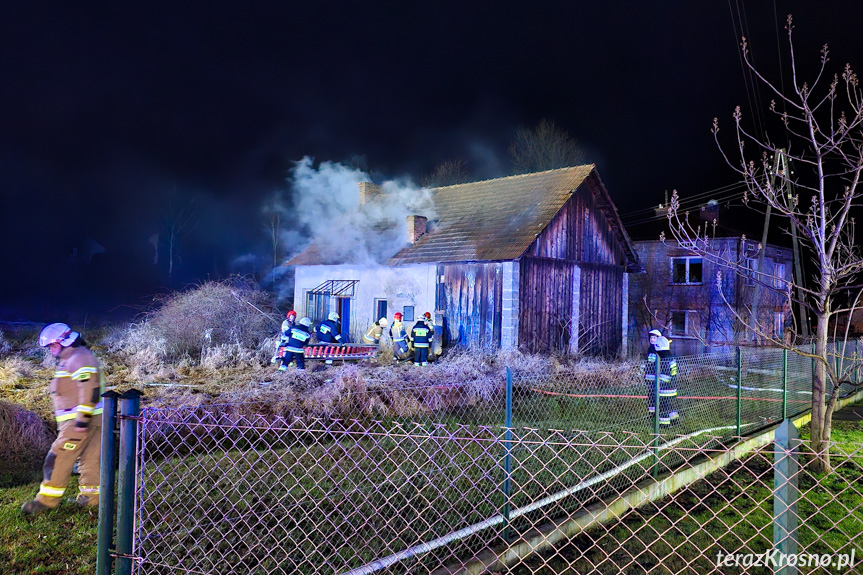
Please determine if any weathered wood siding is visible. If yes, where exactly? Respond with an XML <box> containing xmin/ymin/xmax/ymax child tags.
<box><xmin>577</xmin><ymin>262</ymin><xmax>624</xmax><ymax>356</ymax></box>
<box><xmin>518</xmin><ymin>257</ymin><xmax>576</xmax><ymax>353</ymax></box>
<box><xmin>525</xmin><ymin>175</ymin><xmax>628</xmax><ymax>267</ymax></box>
<box><xmin>519</xmin><ymin>175</ymin><xmax>628</xmax><ymax>355</ymax></box>
<box><xmin>439</xmin><ymin>263</ymin><xmax>502</xmax><ymax>349</ymax></box>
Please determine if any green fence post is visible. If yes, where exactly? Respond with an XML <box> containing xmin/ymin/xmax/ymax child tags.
<box><xmin>653</xmin><ymin>354</ymin><xmax>661</xmax><ymax>478</ymax></box>
<box><xmin>774</xmin><ymin>419</ymin><xmax>800</xmax><ymax>575</ymax></box>
<box><xmin>96</xmin><ymin>391</ymin><xmax>120</xmax><ymax>575</ymax></box>
<box><xmin>115</xmin><ymin>390</ymin><xmax>143</xmax><ymax>575</ymax></box>
<box><xmin>782</xmin><ymin>349</ymin><xmax>788</xmax><ymax>421</ymax></box>
<box><xmin>736</xmin><ymin>347</ymin><xmax>743</xmax><ymax>438</ymax></box>
<box><xmin>503</xmin><ymin>367</ymin><xmax>513</xmax><ymax>541</ymax></box>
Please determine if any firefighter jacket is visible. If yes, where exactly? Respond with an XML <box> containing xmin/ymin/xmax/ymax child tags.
<box><xmin>316</xmin><ymin>319</ymin><xmax>342</xmax><ymax>343</ymax></box>
<box><xmin>280</xmin><ymin>318</ymin><xmax>295</xmax><ymax>341</ymax></box>
<box><xmin>285</xmin><ymin>324</ymin><xmax>312</xmax><ymax>354</ymax></box>
<box><xmin>51</xmin><ymin>345</ymin><xmax>105</xmax><ymax>429</ymax></box>
<box><xmin>410</xmin><ymin>321</ymin><xmax>433</xmax><ymax>349</ymax></box>
<box><xmin>364</xmin><ymin>323</ymin><xmax>384</xmax><ymax>344</ymax></box>
<box><xmin>390</xmin><ymin>321</ymin><xmax>407</xmax><ymax>344</ymax></box>
<box><xmin>644</xmin><ymin>347</ymin><xmax>678</xmax><ymax>397</ymax></box>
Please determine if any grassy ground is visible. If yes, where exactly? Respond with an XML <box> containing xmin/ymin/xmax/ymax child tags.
<box><xmin>510</xmin><ymin>418</ymin><xmax>863</xmax><ymax>575</ymax></box>
<box><xmin>0</xmin><ymin>477</ymin><xmax>98</xmax><ymax>575</ymax></box>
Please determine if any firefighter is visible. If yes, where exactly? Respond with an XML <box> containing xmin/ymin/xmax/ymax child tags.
<box><xmin>316</xmin><ymin>311</ymin><xmax>342</xmax><ymax>364</ymax></box>
<box><xmin>644</xmin><ymin>329</ymin><xmax>679</xmax><ymax>425</ymax></box>
<box><xmin>410</xmin><ymin>314</ymin><xmax>433</xmax><ymax>366</ymax></box>
<box><xmin>654</xmin><ymin>335</ymin><xmax>679</xmax><ymax>425</ymax></box>
<box><xmin>363</xmin><ymin>317</ymin><xmax>389</xmax><ymax>344</ymax></box>
<box><xmin>280</xmin><ymin>317</ymin><xmax>312</xmax><ymax>371</ymax></box>
<box><xmin>22</xmin><ymin>323</ymin><xmax>105</xmax><ymax>515</ymax></box>
<box><xmin>644</xmin><ymin>329</ymin><xmax>662</xmax><ymax>415</ymax></box>
<box><xmin>390</xmin><ymin>312</ymin><xmax>409</xmax><ymax>361</ymax></box>
<box><xmin>272</xmin><ymin>310</ymin><xmax>297</xmax><ymax>364</ymax></box>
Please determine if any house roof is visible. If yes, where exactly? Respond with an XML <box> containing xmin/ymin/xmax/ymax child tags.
<box><xmin>288</xmin><ymin>165</ymin><xmax>640</xmax><ymax>270</ymax></box>
<box><xmin>390</xmin><ymin>165</ymin><xmax>640</xmax><ymax>269</ymax></box>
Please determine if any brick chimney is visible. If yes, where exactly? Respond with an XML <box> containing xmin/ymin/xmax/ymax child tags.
<box><xmin>406</xmin><ymin>215</ymin><xmax>428</xmax><ymax>243</ymax></box>
<box><xmin>358</xmin><ymin>182</ymin><xmax>382</xmax><ymax>204</ymax></box>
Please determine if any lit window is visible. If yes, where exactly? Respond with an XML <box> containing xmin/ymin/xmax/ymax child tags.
<box><xmin>774</xmin><ymin>263</ymin><xmax>786</xmax><ymax>288</ymax></box>
<box><xmin>670</xmin><ymin>257</ymin><xmax>703</xmax><ymax>285</ymax></box>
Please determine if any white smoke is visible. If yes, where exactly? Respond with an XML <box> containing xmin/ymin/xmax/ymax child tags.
<box><xmin>285</xmin><ymin>157</ymin><xmax>436</xmax><ymax>264</ymax></box>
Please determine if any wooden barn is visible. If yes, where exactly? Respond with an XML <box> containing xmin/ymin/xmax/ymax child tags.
<box><xmin>289</xmin><ymin>165</ymin><xmax>641</xmax><ymax>356</ymax></box>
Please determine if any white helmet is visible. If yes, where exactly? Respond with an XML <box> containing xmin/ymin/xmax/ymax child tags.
<box><xmin>299</xmin><ymin>317</ymin><xmax>312</xmax><ymax>328</ymax></box>
<box><xmin>39</xmin><ymin>323</ymin><xmax>79</xmax><ymax>347</ymax></box>
<box><xmin>648</xmin><ymin>329</ymin><xmax>662</xmax><ymax>338</ymax></box>
<box><xmin>654</xmin><ymin>336</ymin><xmax>671</xmax><ymax>351</ymax></box>
<box><xmin>378</xmin><ymin>317</ymin><xmax>389</xmax><ymax>327</ymax></box>
<box><xmin>328</xmin><ymin>311</ymin><xmax>340</xmax><ymax>322</ymax></box>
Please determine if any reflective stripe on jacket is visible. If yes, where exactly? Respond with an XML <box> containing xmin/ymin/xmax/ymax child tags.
<box><xmin>286</xmin><ymin>325</ymin><xmax>311</xmax><ymax>353</ymax></box>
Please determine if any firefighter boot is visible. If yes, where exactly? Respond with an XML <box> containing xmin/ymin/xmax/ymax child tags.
<box><xmin>21</xmin><ymin>500</ymin><xmax>51</xmax><ymax>516</ymax></box>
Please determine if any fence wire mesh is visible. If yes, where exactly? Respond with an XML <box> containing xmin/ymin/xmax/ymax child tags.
<box><xmin>128</xmin><ymin>345</ymin><xmax>862</xmax><ymax>575</ymax></box>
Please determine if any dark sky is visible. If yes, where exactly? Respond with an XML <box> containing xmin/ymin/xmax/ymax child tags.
<box><xmin>2</xmin><ymin>1</ymin><xmax>861</xmax><ymax>322</ymax></box>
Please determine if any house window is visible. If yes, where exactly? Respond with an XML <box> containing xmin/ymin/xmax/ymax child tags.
<box><xmin>671</xmin><ymin>257</ymin><xmax>703</xmax><ymax>285</ymax></box>
<box><xmin>306</xmin><ymin>292</ymin><xmax>330</xmax><ymax>324</ymax></box>
<box><xmin>670</xmin><ymin>310</ymin><xmax>701</xmax><ymax>338</ymax></box>
<box><xmin>402</xmin><ymin>306</ymin><xmax>415</xmax><ymax>322</ymax></box>
<box><xmin>745</xmin><ymin>258</ymin><xmax>757</xmax><ymax>287</ymax></box>
<box><xmin>774</xmin><ymin>263</ymin><xmax>786</xmax><ymax>288</ymax></box>
<box><xmin>374</xmin><ymin>299</ymin><xmax>387</xmax><ymax>322</ymax></box>
<box><xmin>671</xmin><ymin>311</ymin><xmax>687</xmax><ymax>336</ymax></box>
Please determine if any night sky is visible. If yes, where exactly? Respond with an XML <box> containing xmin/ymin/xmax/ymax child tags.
<box><xmin>2</xmin><ymin>1</ymin><xmax>861</xmax><ymax>323</ymax></box>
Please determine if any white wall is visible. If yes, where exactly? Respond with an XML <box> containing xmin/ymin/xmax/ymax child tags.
<box><xmin>293</xmin><ymin>264</ymin><xmax>437</xmax><ymax>341</ymax></box>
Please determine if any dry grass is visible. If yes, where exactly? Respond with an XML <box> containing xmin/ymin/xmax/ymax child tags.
<box><xmin>0</xmin><ymin>400</ymin><xmax>55</xmax><ymax>487</ymax></box>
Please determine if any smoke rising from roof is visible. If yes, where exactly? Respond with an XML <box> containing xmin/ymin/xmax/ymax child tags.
<box><xmin>285</xmin><ymin>157</ymin><xmax>436</xmax><ymax>265</ymax></box>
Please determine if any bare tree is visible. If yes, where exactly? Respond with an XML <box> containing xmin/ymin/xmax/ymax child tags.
<box><xmin>667</xmin><ymin>15</ymin><xmax>863</xmax><ymax>472</ymax></box>
<box><xmin>262</xmin><ymin>191</ymin><xmax>283</xmax><ymax>271</ymax></box>
<box><xmin>421</xmin><ymin>157</ymin><xmax>471</xmax><ymax>187</ymax></box>
<box><xmin>162</xmin><ymin>191</ymin><xmax>199</xmax><ymax>282</ymax></box>
<box><xmin>509</xmin><ymin>118</ymin><xmax>586</xmax><ymax>174</ymax></box>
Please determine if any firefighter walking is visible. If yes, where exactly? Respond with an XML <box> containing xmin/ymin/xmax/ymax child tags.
<box><xmin>410</xmin><ymin>314</ymin><xmax>433</xmax><ymax>366</ymax></box>
<box><xmin>22</xmin><ymin>323</ymin><xmax>105</xmax><ymax>515</ymax></box>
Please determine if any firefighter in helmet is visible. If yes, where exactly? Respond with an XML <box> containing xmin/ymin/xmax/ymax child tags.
<box><xmin>280</xmin><ymin>317</ymin><xmax>312</xmax><ymax>371</ymax></box>
<box><xmin>390</xmin><ymin>312</ymin><xmax>409</xmax><ymax>361</ymax></box>
<box><xmin>273</xmin><ymin>310</ymin><xmax>297</xmax><ymax>364</ymax></box>
<box><xmin>22</xmin><ymin>323</ymin><xmax>105</xmax><ymax>515</ymax></box>
<box><xmin>363</xmin><ymin>317</ymin><xmax>389</xmax><ymax>344</ymax></box>
<box><xmin>410</xmin><ymin>314</ymin><xmax>433</xmax><ymax>366</ymax></box>
<box><xmin>316</xmin><ymin>311</ymin><xmax>342</xmax><ymax>364</ymax></box>
<box><xmin>644</xmin><ymin>329</ymin><xmax>679</xmax><ymax>424</ymax></box>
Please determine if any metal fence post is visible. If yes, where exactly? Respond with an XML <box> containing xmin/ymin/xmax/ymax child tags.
<box><xmin>97</xmin><ymin>391</ymin><xmax>120</xmax><ymax>575</ymax></box>
<box><xmin>774</xmin><ymin>419</ymin><xmax>799</xmax><ymax>575</ymax></box>
<box><xmin>503</xmin><ymin>367</ymin><xmax>513</xmax><ymax>541</ymax></box>
<box><xmin>736</xmin><ymin>347</ymin><xmax>743</xmax><ymax>438</ymax></box>
<box><xmin>115</xmin><ymin>390</ymin><xmax>142</xmax><ymax>575</ymax></box>
<box><xmin>653</xmin><ymin>354</ymin><xmax>660</xmax><ymax>478</ymax></box>
<box><xmin>782</xmin><ymin>349</ymin><xmax>788</xmax><ymax>421</ymax></box>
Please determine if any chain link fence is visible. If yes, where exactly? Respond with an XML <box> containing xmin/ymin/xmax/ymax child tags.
<box><xmin>113</xmin><ymin>345</ymin><xmax>863</xmax><ymax>574</ymax></box>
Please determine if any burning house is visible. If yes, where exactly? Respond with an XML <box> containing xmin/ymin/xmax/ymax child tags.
<box><xmin>288</xmin><ymin>165</ymin><xmax>641</xmax><ymax>355</ymax></box>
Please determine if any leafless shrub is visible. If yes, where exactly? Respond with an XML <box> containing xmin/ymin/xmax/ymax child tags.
<box><xmin>108</xmin><ymin>278</ymin><xmax>277</xmax><ymax>367</ymax></box>
<box><xmin>0</xmin><ymin>400</ymin><xmax>55</xmax><ymax>487</ymax></box>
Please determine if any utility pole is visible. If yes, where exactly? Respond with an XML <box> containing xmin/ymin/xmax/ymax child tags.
<box><xmin>748</xmin><ymin>153</ymin><xmax>779</xmax><ymax>342</ymax></box>
<box><xmin>782</xmin><ymin>152</ymin><xmax>809</xmax><ymax>339</ymax></box>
